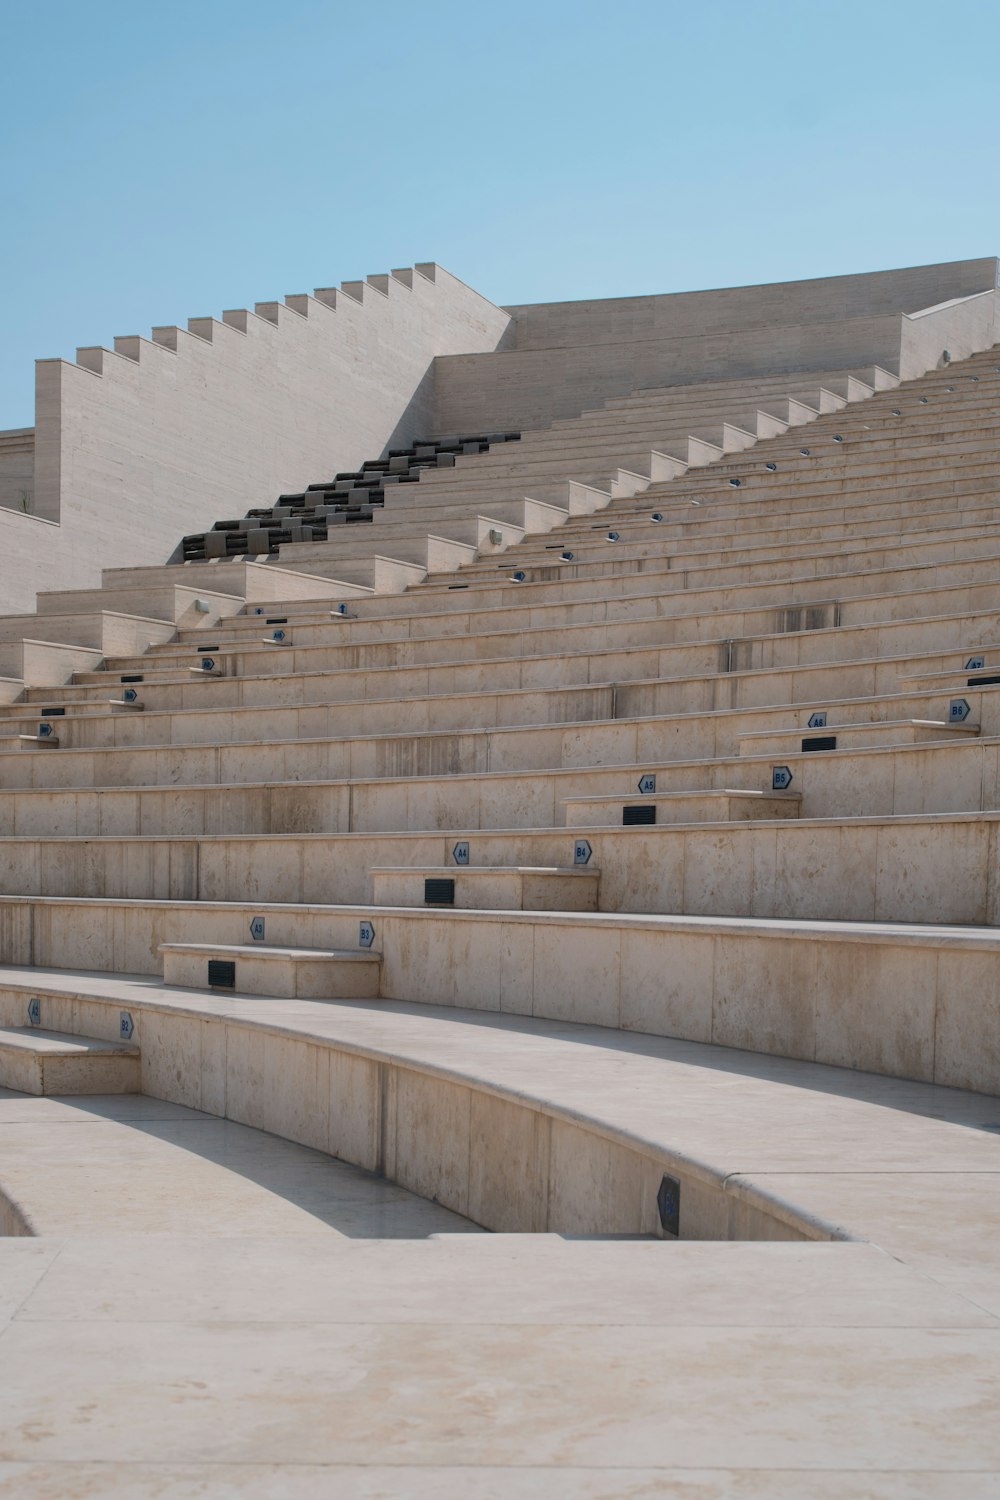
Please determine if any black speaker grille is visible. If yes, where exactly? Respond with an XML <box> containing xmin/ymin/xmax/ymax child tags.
<box><xmin>424</xmin><ymin>878</ymin><xmax>456</xmax><ymax>905</ymax></box>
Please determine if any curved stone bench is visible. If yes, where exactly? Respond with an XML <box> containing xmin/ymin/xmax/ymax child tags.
<box><xmin>2</xmin><ymin>965</ymin><xmax>999</xmax><ymax>1267</ymax></box>
<box><xmin>1</xmin><ymin>900</ymin><xmax>999</xmax><ymax>1094</ymax></box>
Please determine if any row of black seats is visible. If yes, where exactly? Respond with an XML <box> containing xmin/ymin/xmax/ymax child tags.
<box><xmin>180</xmin><ymin>433</ymin><xmax>521</xmax><ymax>561</ymax></box>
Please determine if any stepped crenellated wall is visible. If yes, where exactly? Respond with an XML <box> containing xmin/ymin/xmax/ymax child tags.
<box><xmin>0</xmin><ymin>264</ymin><xmax>510</xmax><ymax>614</ymax></box>
<box><xmin>2</xmin><ymin>257</ymin><xmax>998</xmax><ymax>620</ymax></box>
<box><xmin>432</xmin><ymin>257</ymin><xmax>1000</xmax><ymax>433</ymax></box>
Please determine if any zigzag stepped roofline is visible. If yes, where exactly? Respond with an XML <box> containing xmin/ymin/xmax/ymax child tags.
<box><xmin>1</xmin><ymin>257</ymin><xmax>998</xmax><ymax>616</ymax></box>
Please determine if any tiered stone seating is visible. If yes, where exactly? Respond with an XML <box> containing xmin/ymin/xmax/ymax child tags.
<box><xmin>173</xmin><ymin>363</ymin><xmax>903</xmax><ymax>589</ymax></box>
<box><xmin>5</xmin><ymin>261</ymin><xmax>1000</xmax><ymax>1492</ymax></box>
<box><xmin>0</xmin><ymin>344</ymin><xmax>996</xmax><ymax>1090</ymax></box>
<box><xmin>179</xmin><ymin>432</ymin><xmax>522</xmax><ymax>560</ymax></box>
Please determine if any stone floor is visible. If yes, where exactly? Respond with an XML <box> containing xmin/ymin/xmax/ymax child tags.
<box><xmin>2</xmin><ymin>1229</ymin><xmax>998</xmax><ymax>1496</ymax></box>
<box><xmin>1</xmin><ymin>989</ymin><xmax>999</xmax><ymax>1497</ymax></box>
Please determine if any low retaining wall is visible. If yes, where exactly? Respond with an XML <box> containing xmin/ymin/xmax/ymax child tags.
<box><xmin>0</xmin><ymin>899</ymin><xmax>997</xmax><ymax>1094</ymax></box>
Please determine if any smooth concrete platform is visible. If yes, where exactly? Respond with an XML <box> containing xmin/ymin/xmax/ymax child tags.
<box><xmin>0</xmin><ymin>975</ymin><xmax>998</xmax><ymax>1495</ymax></box>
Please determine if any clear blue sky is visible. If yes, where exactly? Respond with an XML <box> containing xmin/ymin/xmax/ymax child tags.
<box><xmin>2</xmin><ymin>0</ymin><xmax>998</xmax><ymax>428</ymax></box>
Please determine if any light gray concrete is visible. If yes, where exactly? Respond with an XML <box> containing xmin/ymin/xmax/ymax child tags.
<box><xmin>0</xmin><ymin>984</ymin><xmax>999</xmax><ymax>1493</ymax></box>
<box><xmin>0</xmin><ymin>260</ymin><xmax>999</xmax><ymax>1493</ymax></box>
<box><xmin>0</xmin><ymin>265</ymin><xmax>510</xmax><ymax>612</ymax></box>
<box><xmin>434</xmin><ymin>259</ymin><xmax>1000</xmax><ymax>432</ymax></box>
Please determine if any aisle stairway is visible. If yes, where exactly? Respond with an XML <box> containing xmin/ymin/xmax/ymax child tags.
<box><xmin>177</xmin><ymin>360</ymin><xmax>900</xmax><ymax>584</ymax></box>
<box><xmin>0</xmin><ymin>346</ymin><xmax>998</xmax><ymax>1097</ymax></box>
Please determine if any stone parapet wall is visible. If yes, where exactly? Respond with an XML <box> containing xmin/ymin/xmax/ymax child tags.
<box><xmin>0</xmin><ymin>265</ymin><xmax>510</xmax><ymax>614</ymax></box>
<box><xmin>432</xmin><ymin>259</ymin><xmax>1000</xmax><ymax>434</ymax></box>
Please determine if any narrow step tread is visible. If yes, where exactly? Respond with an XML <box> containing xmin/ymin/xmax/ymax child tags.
<box><xmin>0</xmin><ymin>1025</ymin><xmax>137</xmax><ymax>1057</ymax></box>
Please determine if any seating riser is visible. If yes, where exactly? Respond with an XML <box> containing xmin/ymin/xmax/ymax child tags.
<box><xmin>2</xmin><ymin>900</ymin><xmax>996</xmax><ymax>1092</ymax></box>
<box><xmin>404</xmin><ymin>438</ymin><xmax>1000</xmax><ymax>495</ymax></box>
<box><xmin>458</xmin><ymin>514</ymin><xmax>1000</xmax><ymax>575</ymax></box>
<box><xmin>0</xmin><ymin>732</ymin><xmax>993</xmax><ymax>835</ymax></box>
<box><xmin>5</xmin><ymin>661</ymin><xmax>989</xmax><ymax>752</ymax></box>
<box><xmin>46</xmin><ymin>637</ymin><xmax>999</xmax><ymax>715</ymax></box>
<box><xmin>0</xmin><ymin>809</ymin><xmax>997</xmax><ymax>926</ymax></box>
<box><xmin>120</xmin><ymin>562</ymin><xmax>1000</xmax><ymax>670</ymax></box>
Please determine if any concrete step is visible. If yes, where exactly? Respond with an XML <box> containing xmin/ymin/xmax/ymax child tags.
<box><xmin>0</xmin><ymin>639</ymin><xmax>103</xmax><ymax>691</ymax></box>
<box><xmin>2</xmin><ymin>724</ymin><xmax>995</xmax><ymax>834</ymax></box>
<box><xmin>173</xmin><ymin>513</ymin><xmax>1000</xmax><ymax>616</ymax></box>
<box><xmin>0</xmin><ymin>725</ymin><xmax>997</xmax><ymax>835</ymax></box>
<box><xmin>101</xmin><ymin>558</ymin><xmax>360</xmax><ymax>603</ymax></box>
<box><xmin>334</xmin><ymin>527</ymin><xmax>1000</xmax><ymax>600</ymax></box>
<box><xmin>738</xmin><ymin>718</ymin><xmax>981</xmax><ymax>756</ymax></box>
<box><xmin>402</xmin><ymin>424</ymin><xmax>1000</xmax><ymax>503</ymax></box>
<box><xmin>159</xmin><ymin>942</ymin><xmax>381</xmax><ymax>999</ymax></box>
<box><xmin>0</xmin><ymin>1024</ymin><xmax>139</xmax><ymax>1096</ymax></box>
<box><xmin>411</xmin><ymin>430</ymin><xmax>1000</xmax><ymax>506</ymax></box>
<box><xmin>30</xmin><ymin>643</ymin><xmax>1000</xmax><ymax>757</ymax></box>
<box><xmin>268</xmin><ymin>536</ymin><xmax>475</xmax><ymax>586</ymax></box>
<box><xmin>177</xmin><ymin>484</ymin><xmax>1000</xmax><ymax>619</ymax></box>
<box><xmin>474</xmin><ymin>507</ymin><xmax>1000</xmax><ymax>570</ymax></box>
<box><xmin>370</xmin><ymin>865</ymin><xmax>600</xmax><ymax>911</ymax></box>
<box><xmin>106</xmin><ymin>555</ymin><xmax>1000</xmax><ymax>674</ymax></box>
<box><xmin>0</xmin><ymin>610</ymin><xmax>176</xmax><ymax>655</ymax></box>
<box><xmin>561</xmin><ymin>789</ymin><xmax>802</xmax><ymax>829</ymax></box>
<box><xmin>13</xmin><ymin>728</ymin><xmax>61</xmax><ymax>749</ymax></box>
<box><xmin>33</xmin><ymin>584</ymin><xmax>245</xmax><ymax>629</ymax></box>
<box><xmin>7</xmin><ymin>648</ymin><xmax>1000</xmax><ymax>762</ymax></box>
<box><xmin>75</xmin><ymin>611</ymin><xmax>1000</xmax><ymax>702</ymax></box>
<box><xmin>4</xmin><ymin>697</ymin><xmax>146</xmax><ymax>720</ymax></box>
<box><xmin>3</xmin><ymin>805</ymin><xmax>1000</xmax><ymax>925</ymax></box>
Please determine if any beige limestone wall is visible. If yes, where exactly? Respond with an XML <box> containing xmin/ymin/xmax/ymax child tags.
<box><xmin>0</xmin><ymin>266</ymin><xmax>510</xmax><ymax>615</ymax></box>
<box><xmin>504</xmin><ymin>259</ymin><xmax>1000</xmax><ymax>349</ymax></box>
<box><xmin>0</xmin><ymin>429</ymin><xmax>34</xmax><ymax>515</ymax></box>
<box><xmin>433</xmin><ymin>259</ymin><xmax>1000</xmax><ymax>434</ymax></box>
<box><xmin>899</xmin><ymin>290</ymin><xmax>1000</xmax><ymax>379</ymax></box>
<box><xmin>431</xmin><ymin>313</ymin><xmax>906</xmax><ymax>434</ymax></box>
<box><xmin>0</xmin><ymin>898</ymin><xmax>997</xmax><ymax>1095</ymax></box>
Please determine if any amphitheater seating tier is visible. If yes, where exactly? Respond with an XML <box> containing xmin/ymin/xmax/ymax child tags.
<box><xmin>2</xmin><ymin>315</ymin><xmax>1000</xmax><ymax>1489</ymax></box>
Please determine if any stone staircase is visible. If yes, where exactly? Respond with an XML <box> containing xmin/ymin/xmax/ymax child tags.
<box><xmin>0</xmin><ymin>346</ymin><xmax>997</xmax><ymax>1092</ymax></box>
